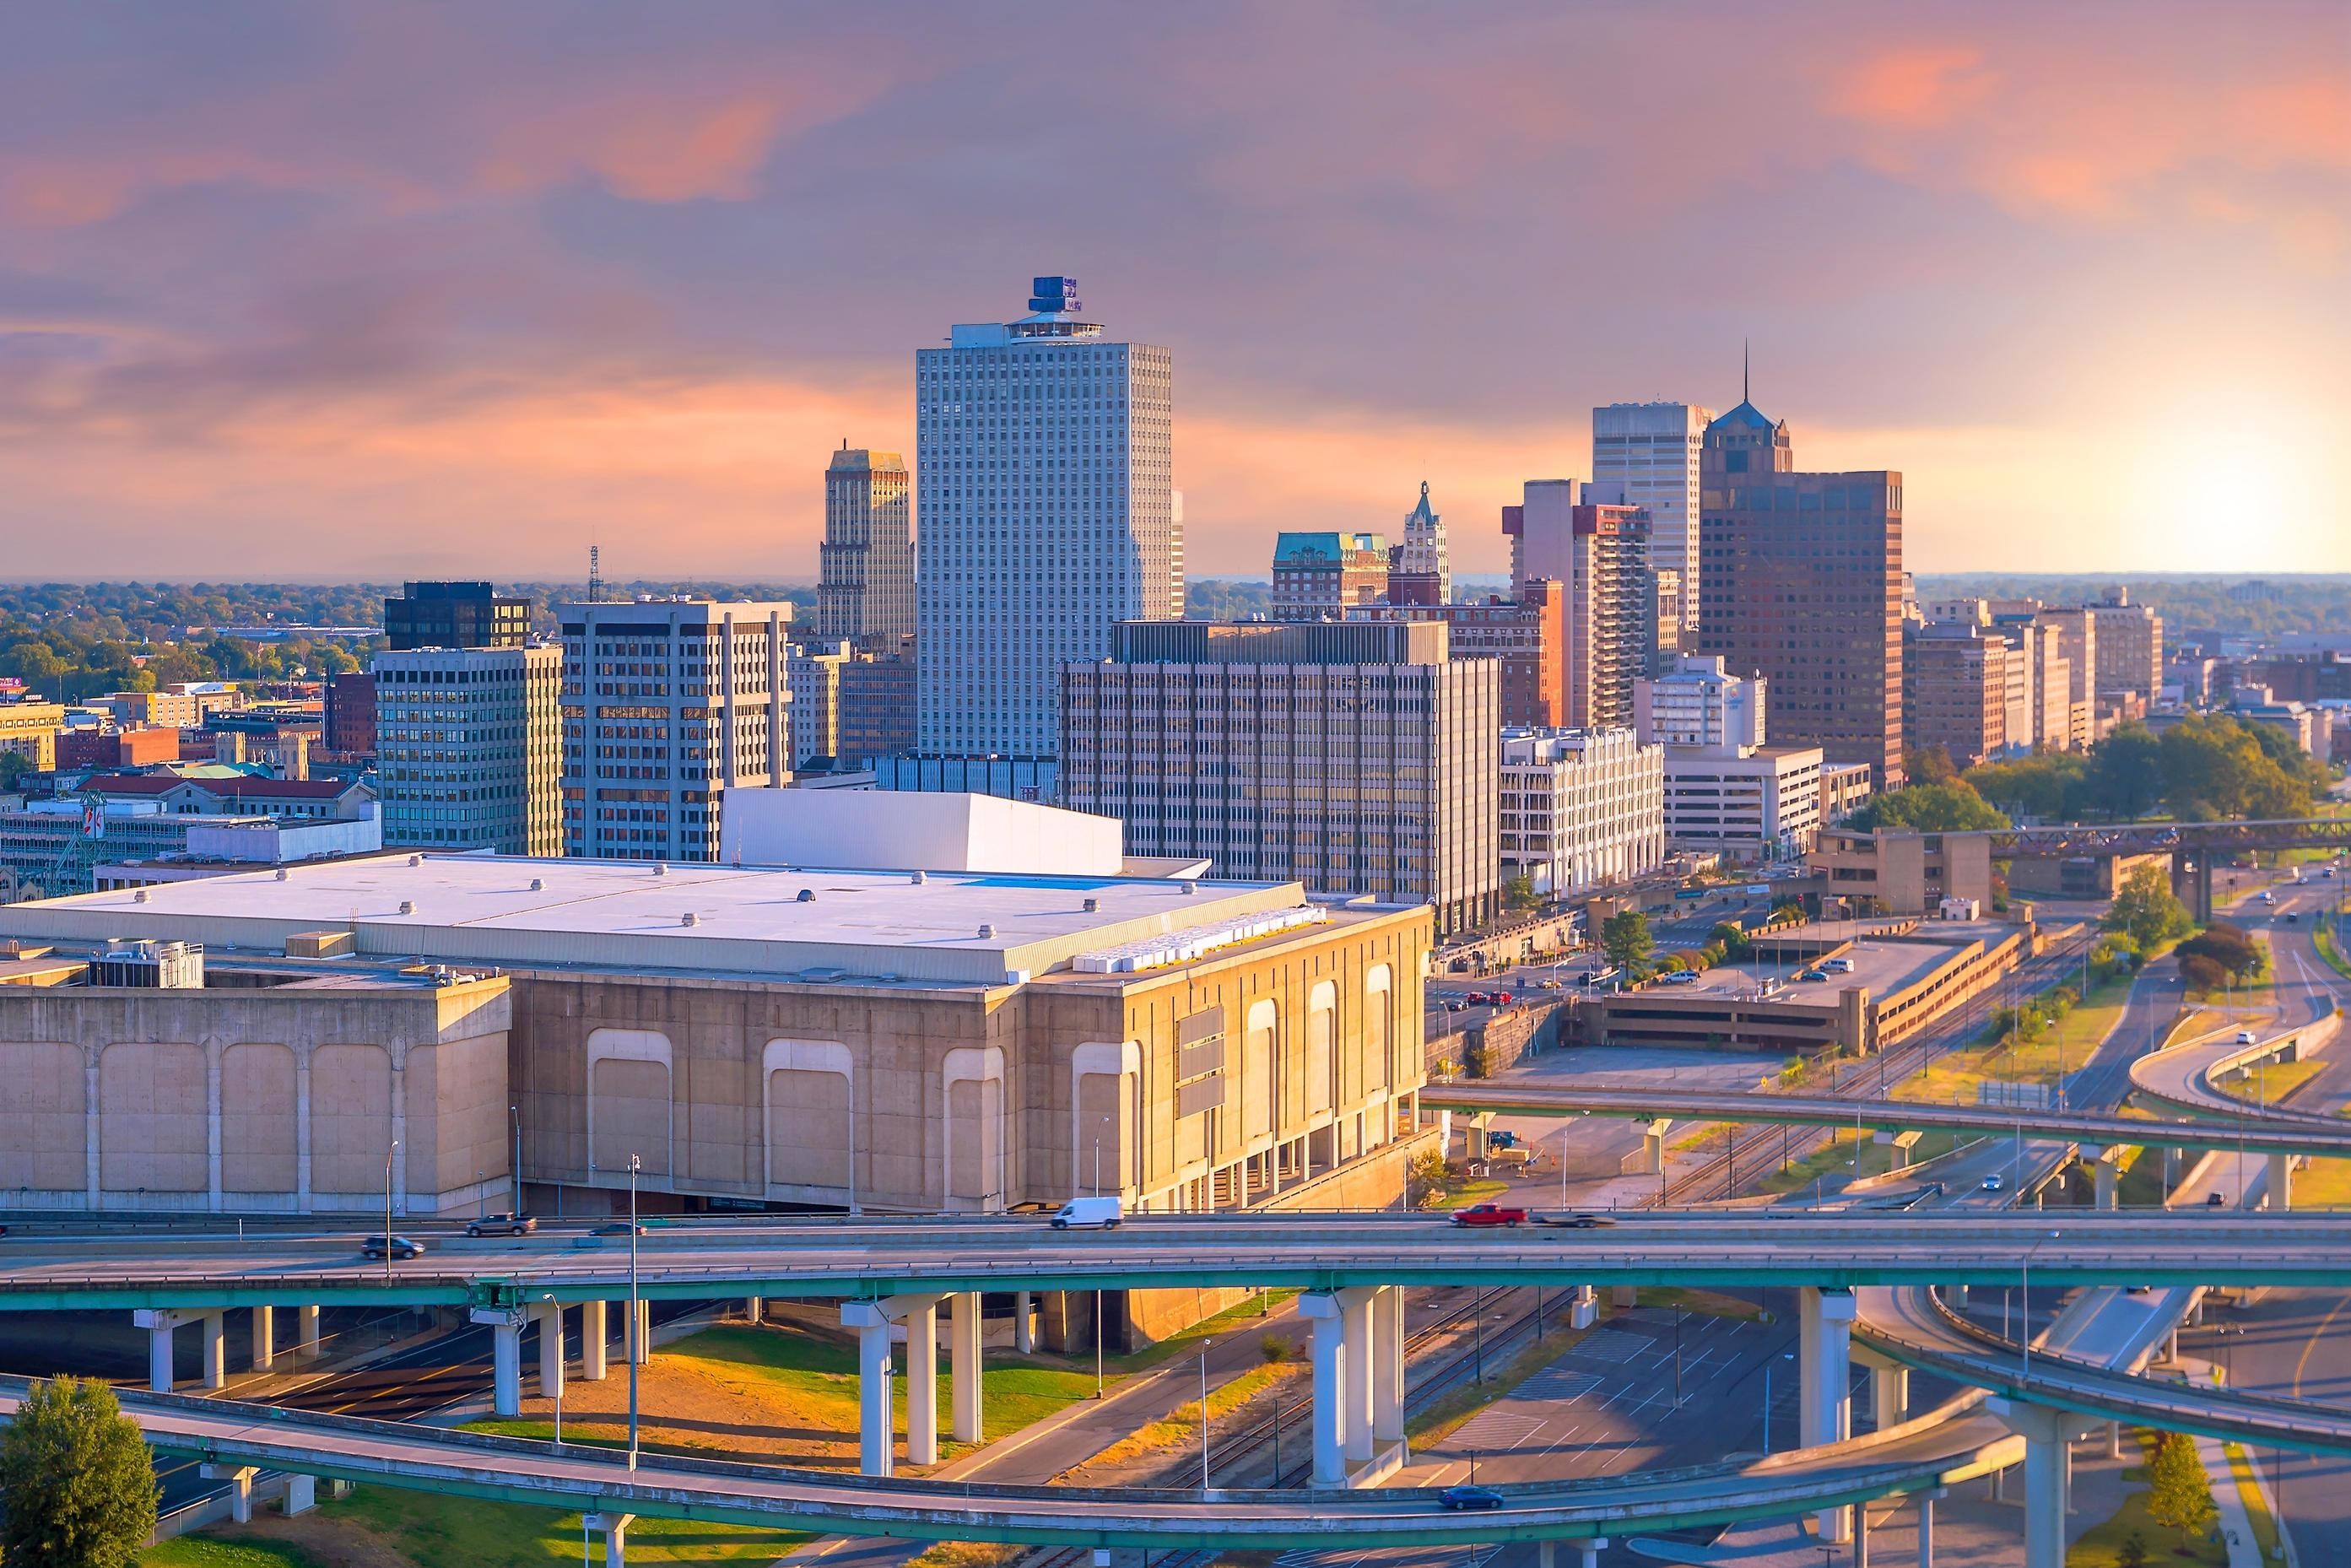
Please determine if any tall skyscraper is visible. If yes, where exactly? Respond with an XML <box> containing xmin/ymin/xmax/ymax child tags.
<box><xmin>558</xmin><ymin>598</ymin><xmax>792</xmax><ymax>861</ymax></box>
<box><xmin>1695</xmin><ymin>397</ymin><xmax>1906</xmax><ymax>788</ymax></box>
<box><xmin>1593</xmin><ymin>403</ymin><xmax>1711</xmax><ymax>645</ymax></box>
<box><xmin>817</xmin><ymin>444</ymin><xmax>915</xmax><ymax>652</ymax></box>
<box><xmin>1388</xmin><ymin>482</ymin><xmax>1451</xmax><ymax>605</ymax></box>
<box><xmin>913</xmin><ymin>277</ymin><xmax>1177</xmax><ymax>765</ymax></box>
<box><xmin>1062</xmin><ymin>620</ymin><xmax>1500</xmax><ymax>934</ymax></box>
<box><xmin>375</xmin><ymin>644</ymin><xmax>562</xmax><ymax>855</ymax></box>
<box><xmin>1565</xmin><ymin>496</ymin><xmax>1655</xmax><ymax>730</ymax></box>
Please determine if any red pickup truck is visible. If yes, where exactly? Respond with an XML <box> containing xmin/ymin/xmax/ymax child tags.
<box><xmin>1450</xmin><ymin>1203</ymin><xmax>1531</xmax><ymax>1228</ymax></box>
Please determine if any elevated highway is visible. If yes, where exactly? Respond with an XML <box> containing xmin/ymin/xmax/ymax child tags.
<box><xmin>1422</xmin><ymin>1078</ymin><xmax>2351</xmax><ymax>1160</ymax></box>
<box><xmin>10</xmin><ymin>1211</ymin><xmax>2351</xmax><ymax>1310</ymax></box>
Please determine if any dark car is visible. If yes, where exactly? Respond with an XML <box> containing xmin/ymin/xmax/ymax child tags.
<box><xmin>594</xmin><ymin>1221</ymin><xmax>651</xmax><ymax>1236</ymax></box>
<box><xmin>465</xmin><ymin>1213</ymin><xmax>537</xmax><ymax>1238</ymax></box>
<box><xmin>1544</xmin><ymin>1213</ymin><xmax>1616</xmax><ymax>1229</ymax></box>
<box><xmin>361</xmin><ymin>1234</ymin><xmax>425</xmax><ymax>1260</ymax></box>
<box><xmin>2206</xmin><ymin>1192</ymin><xmax>2227</xmax><ymax>1208</ymax></box>
<box><xmin>1438</xmin><ymin>1485</ymin><xmax>1505</xmax><ymax>1511</ymax></box>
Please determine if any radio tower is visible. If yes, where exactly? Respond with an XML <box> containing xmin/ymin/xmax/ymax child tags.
<box><xmin>586</xmin><ymin>543</ymin><xmax>604</xmax><ymax>603</ymax></box>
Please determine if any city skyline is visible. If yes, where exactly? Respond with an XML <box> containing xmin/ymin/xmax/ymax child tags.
<box><xmin>0</xmin><ymin>3</ymin><xmax>2343</xmax><ymax>580</ymax></box>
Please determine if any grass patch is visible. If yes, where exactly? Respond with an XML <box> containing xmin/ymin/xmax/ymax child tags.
<box><xmin>1082</xmin><ymin>1360</ymin><xmax>1306</xmax><ymax>1470</ymax></box>
<box><xmin>2222</xmin><ymin>1441</ymin><xmax>2284</xmax><ymax>1562</ymax></box>
<box><xmin>2317</xmin><ymin>919</ymin><xmax>2350</xmax><ymax>982</ymax></box>
<box><xmin>1897</xmin><ymin>973</ymin><xmax>2139</xmax><ymax>1107</ymax></box>
<box><xmin>2065</xmin><ymin>1430</ymin><xmax>2229</xmax><ymax>1566</ymax></box>
<box><xmin>2282</xmin><ymin>1156</ymin><xmax>2351</xmax><ymax>1208</ymax></box>
<box><xmin>906</xmin><ymin>1545</ymin><xmax>1027</xmax><ymax>1568</ymax></box>
<box><xmin>2219</xmin><ymin>1057</ymin><xmax>2327</xmax><ymax>1107</ymax></box>
<box><xmin>142</xmin><ymin>1541</ymin><xmax>330</xmax><ymax>1568</ymax></box>
<box><xmin>1754</xmin><ymin>1128</ymin><xmax>1961</xmax><ymax>1197</ymax></box>
<box><xmin>324</xmin><ymin>1485</ymin><xmax>803</xmax><ymax>1565</ymax></box>
<box><xmin>1633</xmin><ymin>1286</ymin><xmax>1767</xmax><ymax>1322</ymax></box>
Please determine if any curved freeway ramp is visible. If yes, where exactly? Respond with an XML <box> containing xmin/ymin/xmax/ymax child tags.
<box><xmin>2128</xmin><ymin>1008</ymin><xmax>2343</xmax><ymax>1125</ymax></box>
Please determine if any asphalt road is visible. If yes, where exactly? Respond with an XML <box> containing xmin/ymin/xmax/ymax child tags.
<box><xmin>2195</xmin><ymin>1288</ymin><xmax>2351</xmax><ymax>1567</ymax></box>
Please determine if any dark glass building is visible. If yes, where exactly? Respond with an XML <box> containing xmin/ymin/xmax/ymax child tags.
<box><xmin>384</xmin><ymin>581</ymin><xmax>530</xmax><ymax>651</ymax></box>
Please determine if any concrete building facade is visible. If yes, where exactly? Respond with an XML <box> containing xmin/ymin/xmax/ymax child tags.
<box><xmin>558</xmin><ymin>598</ymin><xmax>793</xmax><ymax>862</ymax></box>
<box><xmin>375</xmin><ymin>645</ymin><xmax>563</xmax><ymax>856</ymax></box>
<box><xmin>1498</xmin><ymin>727</ymin><xmax>1666</xmax><ymax>896</ymax></box>
<box><xmin>1566</xmin><ymin>499</ymin><xmax>1656</xmax><ymax>730</ymax></box>
<box><xmin>1592</xmin><ymin>402</ymin><xmax>1711</xmax><ymax>645</ymax></box>
<box><xmin>915</xmin><ymin>277</ymin><xmax>1179</xmax><ymax>765</ymax></box>
<box><xmin>1271</xmin><ymin>532</ymin><xmax>1391</xmax><ymax>621</ymax></box>
<box><xmin>1661</xmin><ymin>745</ymin><xmax>1825</xmax><ymax>862</ymax></box>
<box><xmin>1904</xmin><ymin>628</ymin><xmax>2013</xmax><ymax>767</ymax></box>
<box><xmin>1349</xmin><ymin>581</ymin><xmax>1565</xmax><ymax>728</ymax></box>
<box><xmin>1388</xmin><ymin>483</ymin><xmax>1451</xmax><ymax>605</ymax></box>
<box><xmin>2088</xmin><ymin>589</ymin><xmax>2163</xmax><ymax>709</ymax></box>
<box><xmin>1060</xmin><ymin>620</ymin><xmax>1501</xmax><ymax>934</ymax></box>
<box><xmin>1636</xmin><ymin>655</ymin><xmax>1766</xmax><ymax>753</ymax></box>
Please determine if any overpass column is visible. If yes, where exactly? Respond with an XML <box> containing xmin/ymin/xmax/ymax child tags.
<box><xmin>905</xmin><ymin>1296</ymin><xmax>939</xmax><ymax>1465</ymax></box>
<box><xmin>2093</xmin><ymin>1149</ymin><xmax>2120</xmax><ymax>1210</ymax></box>
<box><xmin>1872</xmin><ymin>1363</ymin><xmax>1908</xmax><ymax>1430</ymax></box>
<box><xmin>580</xmin><ymin>1300</ymin><xmax>608</xmax><ymax>1381</ymax></box>
<box><xmin>2268</xmin><ymin>1152</ymin><xmax>2294</xmax><ymax>1210</ymax></box>
<box><xmin>950</xmin><ymin>1291</ymin><xmax>984</xmax><ymax>1445</ymax></box>
<box><xmin>1342</xmin><ymin>1288</ymin><xmax>1375</xmax><ymax>1463</ymax></box>
<box><xmin>1799</xmin><ymin>1287</ymin><xmax>1856</xmax><ymax>1544</ymax></box>
<box><xmin>586</xmin><ymin>1511</ymin><xmax>634</xmax><ymax>1568</ymax></box>
<box><xmin>743</xmin><ymin>1296</ymin><xmax>762</xmax><ymax>1324</ymax></box>
<box><xmin>132</xmin><ymin>1310</ymin><xmax>186</xmax><ymax>1393</ymax></box>
<box><xmin>532</xmin><ymin>1302</ymin><xmax>565</xmax><ymax>1401</ymax></box>
<box><xmin>296</xmin><ymin>1305</ymin><xmax>320</xmax><ymax>1358</ymax></box>
<box><xmin>1568</xmin><ymin>1284</ymin><xmax>1597</xmax><ymax>1329</ymax></box>
<box><xmin>471</xmin><ymin>1307</ymin><xmax>524</xmax><ymax>1418</ymax></box>
<box><xmin>201</xmin><ymin>1311</ymin><xmax>226</xmax><ymax>1390</ymax></box>
<box><xmin>1577</xmin><ymin>1540</ymin><xmax>1608</xmax><ymax>1568</ymax></box>
<box><xmin>1997</xmin><ymin>1403</ymin><xmax>2072</xmax><ymax>1568</ymax></box>
<box><xmin>1013</xmin><ymin>1290</ymin><xmax>1034</xmax><ymax>1354</ymax></box>
<box><xmin>284</xmin><ymin>1475</ymin><xmax>316</xmax><ymax>1516</ymax></box>
<box><xmin>1299</xmin><ymin>1292</ymin><xmax>1348</xmax><ymax>1487</ymax></box>
<box><xmin>1917</xmin><ymin>1486</ymin><xmax>1944</xmax><ymax>1568</ymax></box>
<box><xmin>841</xmin><ymin>1301</ymin><xmax>898</xmax><ymax>1477</ymax></box>
<box><xmin>1371</xmin><ymin>1284</ymin><xmax>1407</xmax><ymax>1446</ymax></box>
<box><xmin>1641</xmin><ymin>1119</ymin><xmax>1673</xmax><ymax>1176</ymax></box>
<box><xmin>251</xmin><ymin>1306</ymin><xmax>274</xmax><ymax>1371</ymax></box>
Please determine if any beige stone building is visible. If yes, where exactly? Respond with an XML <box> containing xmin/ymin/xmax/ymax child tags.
<box><xmin>0</xmin><ymin>853</ymin><xmax>1430</xmax><ymax>1219</ymax></box>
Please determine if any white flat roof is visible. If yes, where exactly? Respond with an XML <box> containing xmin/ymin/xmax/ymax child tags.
<box><xmin>0</xmin><ymin>853</ymin><xmax>1319</xmax><ymax>987</ymax></box>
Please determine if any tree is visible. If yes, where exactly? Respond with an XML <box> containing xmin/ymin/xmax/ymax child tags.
<box><xmin>2105</xmin><ymin>862</ymin><xmax>2192</xmax><ymax>952</ymax></box>
<box><xmin>2143</xmin><ymin>1430</ymin><xmax>2219</xmax><ymax>1544</ymax></box>
<box><xmin>1849</xmin><ymin>780</ymin><xmax>2010</xmax><ymax>832</ymax></box>
<box><xmin>0</xmin><ymin>750</ymin><xmax>35</xmax><ymax>790</ymax></box>
<box><xmin>2116</xmin><ymin>1530</ymin><xmax>2149</xmax><ymax>1568</ymax></box>
<box><xmin>1601</xmin><ymin>909</ymin><xmax>1654</xmax><ymax>973</ymax></box>
<box><xmin>2083</xmin><ymin>725</ymin><xmax>2165</xmax><ymax>819</ymax></box>
<box><xmin>0</xmin><ymin>1376</ymin><xmax>159</xmax><ymax>1568</ymax></box>
<box><xmin>1502</xmin><ymin>873</ymin><xmax>1538</xmax><ymax>915</ymax></box>
<box><xmin>1710</xmin><ymin>922</ymin><xmax>1753</xmax><ymax>958</ymax></box>
<box><xmin>2179</xmin><ymin>952</ymin><xmax>2229</xmax><ymax>997</ymax></box>
<box><xmin>1967</xmin><ymin>751</ymin><xmax>2085</xmax><ymax>822</ymax></box>
<box><xmin>1905</xmin><ymin>744</ymin><xmax>1959</xmax><ymax>787</ymax></box>
<box><xmin>2179</xmin><ymin>922</ymin><xmax>2266</xmax><ymax>981</ymax></box>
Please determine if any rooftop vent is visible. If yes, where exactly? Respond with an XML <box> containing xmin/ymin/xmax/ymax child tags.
<box><xmin>652</xmin><ymin>863</ymin><xmax>667</xmax><ymax>877</ymax></box>
<box><xmin>797</xmin><ymin>888</ymin><xmax>815</xmax><ymax>903</ymax></box>
<box><xmin>681</xmin><ymin>911</ymin><xmax>700</xmax><ymax>927</ymax></box>
<box><xmin>132</xmin><ymin>889</ymin><xmax>149</xmax><ymax>904</ymax></box>
<box><xmin>274</xmin><ymin>868</ymin><xmax>289</xmax><ymax>881</ymax></box>
<box><xmin>408</xmin><ymin>854</ymin><xmax>423</xmax><ymax>867</ymax></box>
<box><xmin>977</xmin><ymin>923</ymin><xmax>997</xmax><ymax>938</ymax></box>
<box><xmin>1181</xmin><ymin>880</ymin><xmax>1199</xmax><ymax>895</ymax></box>
<box><xmin>529</xmin><ymin>878</ymin><xmax>545</xmax><ymax>891</ymax></box>
<box><xmin>910</xmin><ymin>870</ymin><xmax>927</xmax><ymax>884</ymax></box>
<box><xmin>1083</xmin><ymin>897</ymin><xmax>1100</xmax><ymax>913</ymax></box>
<box><xmin>398</xmin><ymin>900</ymin><xmax>416</xmax><ymax>915</ymax></box>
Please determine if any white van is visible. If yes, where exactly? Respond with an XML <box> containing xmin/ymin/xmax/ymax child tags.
<box><xmin>1824</xmin><ymin>956</ymin><xmax>1856</xmax><ymax>974</ymax></box>
<box><xmin>1050</xmin><ymin>1196</ymin><xmax>1124</xmax><ymax>1230</ymax></box>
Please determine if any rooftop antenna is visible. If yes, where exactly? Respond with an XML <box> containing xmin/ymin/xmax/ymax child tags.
<box><xmin>587</xmin><ymin>543</ymin><xmax>604</xmax><ymax>604</ymax></box>
<box><xmin>1743</xmin><ymin>338</ymin><xmax>1750</xmax><ymax>405</ymax></box>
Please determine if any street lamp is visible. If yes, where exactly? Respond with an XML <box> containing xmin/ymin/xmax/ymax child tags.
<box><xmin>511</xmin><ymin>1102</ymin><xmax>524</xmax><ymax>1214</ymax></box>
<box><xmin>627</xmin><ymin>1152</ymin><xmax>641</xmax><ymax>1473</ymax></box>
<box><xmin>383</xmin><ymin>1138</ymin><xmax>400</xmax><ymax>1282</ymax></box>
<box><xmin>2022</xmin><ymin>1230</ymin><xmax>2058</xmax><ymax>1381</ymax></box>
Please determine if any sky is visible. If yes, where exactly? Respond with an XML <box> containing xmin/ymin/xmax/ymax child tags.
<box><xmin>0</xmin><ymin>3</ymin><xmax>2344</xmax><ymax>581</ymax></box>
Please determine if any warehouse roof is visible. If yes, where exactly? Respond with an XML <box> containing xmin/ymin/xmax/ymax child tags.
<box><xmin>0</xmin><ymin>852</ymin><xmax>1323</xmax><ymax>987</ymax></box>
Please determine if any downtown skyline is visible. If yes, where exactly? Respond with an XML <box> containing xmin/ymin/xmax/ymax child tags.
<box><xmin>0</xmin><ymin>2</ymin><xmax>2343</xmax><ymax>581</ymax></box>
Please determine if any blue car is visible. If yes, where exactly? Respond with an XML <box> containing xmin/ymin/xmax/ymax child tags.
<box><xmin>1438</xmin><ymin>1485</ymin><xmax>1505</xmax><ymax>1511</ymax></box>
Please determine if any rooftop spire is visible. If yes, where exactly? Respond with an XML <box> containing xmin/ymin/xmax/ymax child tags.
<box><xmin>1743</xmin><ymin>338</ymin><xmax>1749</xmax><ymax>405</ymax></box>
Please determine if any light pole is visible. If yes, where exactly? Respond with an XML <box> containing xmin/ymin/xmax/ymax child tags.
<box><xmin>2022</xmin><ymin>1230</ymin><xmax>2057</xmax><ymax>1381</ymax></box>
<box><xmin>383</xmin><ymin>1138</ymin><xmax>400</xmax><ymax>1281</ymax></box>
<box><xmin>511</xmin><ymin>1103</ymin><xmax>524</xmax><ymax>1214</ymax></box>
<box><xmin>1094</xmin><ymin>1138</ymin><xmax>1105</xmax><ymax>1399</ymax></box>
<box><xmin>627</xmin><ymin>1152</ymin><xmax>641</xmax><ymax>1473</ymax></box>
<box><xmin>543</xmin><ymin>1293</ymin><xmax>565</xmax><ymax>1446</ymax></box>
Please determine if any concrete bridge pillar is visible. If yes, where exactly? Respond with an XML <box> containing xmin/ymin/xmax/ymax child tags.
<box><xmin>951</xmin><ymin>1291</ymin><xmax>984</xmax><ymax>1445</ymax></box>
<box><xmin>532</xmin><ymin>1302</ymin><xmax>565</xmax><ymax>1401</ymax></box>
<box><xmin>1872</xmin><ymin>1363</ymin><xmax>1909</xmax><ymax>1430</ymax></box>
<box><xmin>1996</xmin><ymin>1402</ymin><xmax>2073</xmax><ymax>1568</ymax></box>
<box><xmin>1300</xmin><ymin>1291</ymin><xmax>1349</xmax><ymax>1487</ymax></box>
<box><xmin>2268</xmin><ymin>1152</ymin><xmax>2294</xmax><ymax>1210</ymax></box>
<box><xmin>1342</xmin><ymin>1289</ymin><xmax>1375</xmax><ymax>1463</ymax></box>
<box><xmin>580</xmin><ymin>1300</ymin><xmax>608</xmax><ymax>1381</ymax></box>
<box><xmin>1568</xmin><ymin>1284</ymin><xmax>1597</xmax><ymax>1329</ymax></box>
<box><xmin>1917</xmin><ymin>1485</ymin><xmax>1944</xmax><ymax>1568</ymax></box>
<box><xmin>225</xmin><ymin>1466</ymin><xmax>255</xmax><ymax>1522</ymax></box>
<box><xmin>586</xmin><ymin>1511</ymin><xmax>634</xmax><ymax>1568</ymax></box>
<box><xmin>905</xmin><ymin>1296</ymin><xmax>940</xmax><ymax>1465</ymax></box>
<box><xmin>201</xmin><ymin>1311</ymin><xmax>226</xmax><ymax>1390</ymax></box>
<box><xmin>251</xmin><ymin>1306</ymin><xmax>274</xmax><ymax>1371</ymax></box>
<box><xmin>1799</xmin><ymin>1287</ymin><xmax>1856</xmax><ymax>1543</ymax></box>
<box><xmin>296</xmin><ymin>1305</ymin><xmax>321</xmax><ymax>1358</ymax></box>
<box><xmin>1013</xmin><ymin>1290</ymin><xmax>1035</xmax><ymax>1354</ymax></box>
<box><xmin>743</xmin><ymin>1296</ymin><xmax>763</xmax><ymax>1324</ymax></box>
<box><xmin>470</xmin><ymin>1307</ymin><xmax>524</xmax><ymax>1419</ymax></box>
<box><xmin>1577</xmin><ymin>1539</ymin><xmax>1608</xmax><ymax>1568</ymax></box>
<box><xmin>132</xmin><ymin>1309</ymin><xmax>192</xmax><ymax>1393</ymax></box>
<box><xmin>1641</xmin><ymin>1118</ymin><xmax>1673</xmax><ymax>1176</ymax></box>
<box><xmin>284</xmin><ymin>1475</ymin><xmax>316</xmax><ymax>1516</ymax></box>
<box><xmin>1372</xmin><ymin>1284</ymin><xmax>1407</xmax><ymax>1446</ymax></box>
<box><xmin>841</xmin><ymin>1301</ymin><xmax>897</xmax><ymax>1477</ymax></box>
<box><xmin>1467</xmin><ymin>1112</ymin><xmax>1492</xmax><ymax>1161</ymax></box>
<box><xmin>2093</xmin><ymin>1149</ymin><xmax>2121</xmax><ymax>1209</ymax></box>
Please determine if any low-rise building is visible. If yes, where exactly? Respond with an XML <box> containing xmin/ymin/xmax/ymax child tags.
<box><xmin>1808</xmin><ymin>827</ymin><xmax>1995</xmax><ymax>914</ymax></box>
<box><xmin>1497</xmin><ymin>727</ymin><xmax>1665</xmax><ymax>896</ymax></box>
<box><xmin>0</xmin><ymin>700</ymin><xmax>64</xmax><ymax>772</ymax></box>
<box><xmin>1661</xmin><ymin>745</ymin><xmax>1824</xmax><ymax>862</ymax></box>
<box><xmin>1271</xmin><ymin>531</ymin><xmax>1391</xmax><ymax>620</ymax></box>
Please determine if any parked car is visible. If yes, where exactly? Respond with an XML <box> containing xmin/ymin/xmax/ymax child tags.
<box><xmin>1050</xmin><ymin>1196</ymin><xmax>1123</xmax><ymax>1230</ymax></box>
<box><xmin>1823</xmin><ymin>957</ymin><xmax>1856</xmax><ymax>974</ymax></box>
<box><xmin>1486</xmin><ymin>1129</ymin><xmax>1519</xmax><ymax>1150</ymax></box>
<box><xmin>1662</xmin><ymin>970</ymin><xmax>1701</xmax><ymax>986</ymax></box>
<box><xmin>1438</xmin><ymin>1485</ymin><xmax>1505</xmax><ymax>1511</ymax></box>
<box><xmin>362</xmin><ymin>1234</ymin><xmax>425</xmax><ymax>1260</ymax></box>
<box><xmin>1797</xmin><ymin>970</ymin><xmax>1831</xmax><ymax>983</ymax></box>
<box><xmin>465</xmin><ymin>1213</ymin><xmax>537</xmax><ymax>1238</ymax></box>
<box><xmin>1450</xmin><ymin>1203</ymin><xmax>1530</xmax><ymax>1228</ymax></box>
